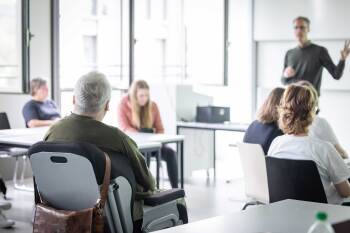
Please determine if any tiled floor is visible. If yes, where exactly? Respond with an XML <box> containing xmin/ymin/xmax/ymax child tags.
<box><xmin>0</xmin><ymin>151</ymin><xmax>247</xmax><ymax>232</ymax></box>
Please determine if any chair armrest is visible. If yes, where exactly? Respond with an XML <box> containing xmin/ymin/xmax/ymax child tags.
<box><xmin>144</xmin><ymin>188</ymin><xmax>185</xmax><ymax>206</ymax></box>
<box><xmin>8</xmin><ymin>148</ymin><xmax>28</xmax><ymax>157</ymax></box>
<box><xmin>0</xmin><ymin>146</ymin><xmax>27</xmax><ymax>157</ymax></box>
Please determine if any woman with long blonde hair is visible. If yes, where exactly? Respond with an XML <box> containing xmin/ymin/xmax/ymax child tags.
<box><xmin>118</xmin><ymin>80</ymin><xmax>178</xmax><ymax>188</ymax></box>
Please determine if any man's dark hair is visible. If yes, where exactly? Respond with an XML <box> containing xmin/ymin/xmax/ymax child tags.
<box><xmin>293</xmin><ymin>16</ymin><xmax>310</xmax><ymax>26</ymax></box>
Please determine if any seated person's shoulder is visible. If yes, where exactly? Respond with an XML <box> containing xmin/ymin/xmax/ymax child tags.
<box><xmin>23</xmin><ymin>99</ymin><xmax>36</xmax><ymax>110</ymax></box>
<box><xmin>268</xmin><ymin>134</ymin><xmax>285</xmax><ymax>146</ymax></box>
<box><xmin>309</xmin><ymin>136</ymin><xmax>338</xmax><ymax>156</ymax></box>
<box><xmin>46</xmin><ymin>99</ymin><xmax>58</xmax><ymax>107</ymax></box>
<box><xmin>247</xmin><ymin>120</ymin><xmax>277</xmax><ymax>133</ymax></box>
<box><xmin>22</xmin><ymin>100</ymin><xmax>39</xmax><ymax>120</ymax></box>
<box><xmin>107</xmin><ymin>124</ymin><xmax>125</xmax><ymax>136</ymax></box>
<box><xmin>309</xmin><ymin>135</ymin><xmax>330</xmax><ymax>146</ymax></box>
<box><xmin>104</xmin><ymin>123</ymin><xmax>136</xmax><ymax>143</ymax></box>
<box><xmin>245</xmin><ymin>120</ymin><xmax>259</xmax><ymax>130</ymax></box>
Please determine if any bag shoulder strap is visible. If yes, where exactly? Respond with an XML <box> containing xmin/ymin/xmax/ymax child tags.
<box><xmin>98</xmin><ymin>152</ymin><xmax>111</xmax><ymax>207</ymax></box>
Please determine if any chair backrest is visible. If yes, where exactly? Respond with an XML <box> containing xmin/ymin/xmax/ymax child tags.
<box><xmin>30</xmin><ymin>151</ymin><xmax>100</xmax><ymax>210</ymax></box>
<box><xmin>266</xmin><ymin>157</ymin><xmax>327</xmax><ymax>203</ymax></box>
<box><xmin>28</xmin><ymin>141</ymin><xmax>137</xmax><ymax>233</ymax></box>
<box><xmin>237</xmin><ymin>142</ymin><xmax>269</xmax><ymax>204</ymax></box>
<box><xmin>0</xmin><ymin>112</ymin><xmax>11</xmax><ymax>130</ymax></box>
<box><xmin>28</xmin><ymin>141</ymin><xmax>106</xmax><ymax>210</ymax></box>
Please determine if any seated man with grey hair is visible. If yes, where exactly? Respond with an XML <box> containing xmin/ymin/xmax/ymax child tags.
<box><xmin>44</xmin><ymin>71</ymin><xmax>155</xmax><ymax>231</ymax></box>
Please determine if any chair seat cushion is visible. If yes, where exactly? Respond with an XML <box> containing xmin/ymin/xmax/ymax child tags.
<box><xmin>144</xmin><ymin>188</ymin><xmax>185</xmax><ymax>206</ymax></box>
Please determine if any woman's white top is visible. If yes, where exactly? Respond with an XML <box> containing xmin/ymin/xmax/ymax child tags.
<box><xmin>268</xmin><ymin>134</ymin><xmax>350</xmax><ymax>204</ymax></box>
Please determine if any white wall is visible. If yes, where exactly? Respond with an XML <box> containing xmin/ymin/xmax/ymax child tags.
<box><xmin>254</xmin><ymin>0</ymin><xmax>350</xmax><ymax>151</ymax></box>
<box><xmin>254</xmin><ymin>0</ymin><xmax>350</xmax><ymax>40</ymax></box>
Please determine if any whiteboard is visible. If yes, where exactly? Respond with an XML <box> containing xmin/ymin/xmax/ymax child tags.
<box><xmin>257</xmin><ymin>40</ymin><xmax>350</xmax><ymax>91</ymax></box>
<box><xmin>254</xmin><ymin>0</ymin><xmax>350</xmax><ymax>40</ymax></box>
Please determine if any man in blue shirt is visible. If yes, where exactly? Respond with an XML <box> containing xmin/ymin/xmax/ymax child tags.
<box><xmin>22</xmin><ymin>78</ymin><xmax>61</xmax><ymax>128</ymax></box>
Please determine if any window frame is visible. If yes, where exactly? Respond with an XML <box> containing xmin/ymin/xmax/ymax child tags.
<box><xmin>0</xmin><ymin>0</ymin><xmax>30</xmax><ymax>94</ymax></box>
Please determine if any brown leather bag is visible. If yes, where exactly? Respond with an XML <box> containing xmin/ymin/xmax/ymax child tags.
<box><xmin>33</xmin><ymin>153</ymin><xmax>111</xmax><ymax>233</ymax></box>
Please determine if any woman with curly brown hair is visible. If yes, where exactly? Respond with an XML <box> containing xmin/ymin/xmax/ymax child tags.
<box><xmin>268</xmin><ymin>84</ymin><xmax>350</xmax><ymax>204</ymax></box>
<box><xmin>297</xmin><ymin>80</ymin><xmax>348</xmax><ymax>159</ymax></box>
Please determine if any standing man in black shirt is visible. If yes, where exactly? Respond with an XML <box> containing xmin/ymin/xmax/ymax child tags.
<box><xmin>282</xmin><ymin>16</ymin><xmax>350</xmax><ymax>96</ymax></box>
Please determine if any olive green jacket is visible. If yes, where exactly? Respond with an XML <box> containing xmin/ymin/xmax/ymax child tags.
<box><xmin>44</xmin><ymin>113</ymin><xmax>155</xmax><ymax>220</ymax></box>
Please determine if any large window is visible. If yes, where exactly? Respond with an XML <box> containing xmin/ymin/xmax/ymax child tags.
<box><xmin>134</xmin><ymin>0</ymin><xmax>226</xmax><ymax>85</ymax></box>
<box><xmin>184</xmin><ymin>0</ymin><xmax>225</xmax><ymax>85</ymax></box>
<box><xmin>58</xmin><ymin>0</ymin><xmax>233</xmax><ymax>120</ymax></box>
<box><xmin>59</xmin><ymin>0</ymin><xmax>130</xmax><ymax>123</ymax></box>
<box><xmin>134</xmin><ymin>0</ymin><xmax>184</xmax><ymax>82</ymax></box>
<box><xmin>0</xmin><ymin>0</ymin><xmax>29</xmax><ymax>93</ymax></box>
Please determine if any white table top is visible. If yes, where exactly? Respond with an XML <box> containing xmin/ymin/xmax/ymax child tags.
<box><xmin>177</xmin><ymin>121</ymin><xmax>249</xmax><ymax>132</ymax></box>
<box><xmin>128</xmin><ymin>132</ymin><xmax>185</xmax><ymax>144</ymax></box>
<box><xmin>137</xmin><ymin>141</ymin><xmax>162</xmax><ymax>150</ymax></box>
<box><xmin>156</xmin><ymin>199</ymin><xmax>350</xmax><ymax>233</ymax></box>
<box><xmin>0</xmin><ymin>127</ymin><xmax>172</xmax><ymax>150</ymax></box>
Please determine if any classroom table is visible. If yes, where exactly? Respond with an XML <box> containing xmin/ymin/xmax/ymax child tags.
<box><xmin>0</xmin><ymin>127</ymin><xmax>186</xmax><ymax>188</ymax></box>
<box><xmin>176</xmin><ymin>121</ymin><xmax>248</xmax><ymax>178</ymax></box>
<box><xmin>156</xmin><ymin>199</ymin><xmax>350</xmax><ymax>233</ymax></box>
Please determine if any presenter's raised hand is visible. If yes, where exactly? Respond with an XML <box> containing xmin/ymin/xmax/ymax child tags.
<box><xmin>283</xmin><ymin>66</ymin><xmax>296</xmax><ymax>78</ymax></box>
<box><xmin>340</xmin><ymin>40</ymin><xmax>350</xmax><ymax>61</ymax></box>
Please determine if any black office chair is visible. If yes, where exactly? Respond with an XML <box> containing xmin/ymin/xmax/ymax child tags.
<box><xmin>266</xmin><ymin>157</ymin><xmax>327</xmax><ymax>204</ymax></box>
<box><xmin>0</xmin><ymin>112</ymin><xmax>30</xmax><ymax>191</ymax></box>
<box><xmin>28</xmin><ymin>141</ymin><xmax>187</xmax><ymax>233</ymax></box>
<box><xmin>0</xmin><ymin>113</ymin><xmax>11</xmax><ymax>130</ymax></box>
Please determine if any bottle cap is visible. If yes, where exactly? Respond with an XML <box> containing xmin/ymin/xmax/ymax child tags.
<box><xmin>316</xmin><ymin>212</ymin><xmax>327</xmax><ymax>221</ymax></box>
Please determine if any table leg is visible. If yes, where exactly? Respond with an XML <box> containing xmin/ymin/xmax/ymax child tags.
<box><xmin>13</xmin><ymin>156</ymin><xmax>33</xmax><ymax>192</ymax></box>
<box><xmin>213</xmin><ymin>130</ymin><xmax>216</xmax><ymax>180</ymax></box>
<box><xmin>156</xmin><ymin>148</ymin><xmax>161</xmax><ymax>189</ymax></box>
<box><xmin>180</xmin><ymin>141</ymin><xmax>184</xmax><ymax>188</ymax></box>
<box><xmin>12</xmin><ymin>157</ymin><xmax>19</xmax><ymax>187</ymax></box>
<box><xmin>145</xmin><ymin>152</ymin><xmax>151</xmax><ymax>167</ymax></box>
<box><xmin>176</xmin><ymin>127</ymin><xmax>184</xmax><ymax>189</ymax></box>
